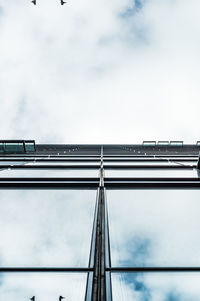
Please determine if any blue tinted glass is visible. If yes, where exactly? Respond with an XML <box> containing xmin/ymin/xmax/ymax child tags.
<box><xmin>108</xmin><ymin>190</ymin><xmax>200</xmax><ymax>266</ymax></box>
<box><xmin>25</xmin><ymin>142</ymin><xmax>35</xmax><ymax>152</ymax></box>
<box><xmin>112</xmin><ymin>273</ymin><xmax>200</xmax><ymax>301</ymax></box>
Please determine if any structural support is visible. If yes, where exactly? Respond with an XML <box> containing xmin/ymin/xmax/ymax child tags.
<box><xmin>91</xmin><ymin>187</ymin><xmax>106</xmax><ymax>300</ymax></box>
<box><xmin>85</xmin><ymin>146</ymin><xmax>112</xmax><ymax>301</ymax></box>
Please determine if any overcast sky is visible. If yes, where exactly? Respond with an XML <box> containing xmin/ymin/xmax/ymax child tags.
<box><xmin>0</xmin><ymin>0</ymin><xmax>200</xmax><ymax>143</ymax></box>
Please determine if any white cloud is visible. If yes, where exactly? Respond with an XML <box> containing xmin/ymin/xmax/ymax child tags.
<box><xmin>0</xmin><ymin>0</ymin><xmax>200</xmax><ymax>142</ymax></box>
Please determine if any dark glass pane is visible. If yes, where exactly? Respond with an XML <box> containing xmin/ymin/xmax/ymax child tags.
<box><xmin>0</xmin><ymin>273</ymin><xmax>87</xmax><ymax>300</ymax></box>
<box><xmin>25</xmin><ymin>142</ymin><xmax>35</xmax><ymax>152</ymax></box>
<box><xmin>0</xmin><ymin>190</ymin><xmax>96</xmax><ymax>266</ymax></box>
<box><xmin>4</xmin><ymin>143</ymin><xmax>24</xmax><ymax>153</ymax></box>
<box><xmin>105</xmin><ymin>169</ymin><xmax>198</xmax><ymax>177</ymax></box>
<box><xmin>112</xmin><ymin>273</ymin><xmax>200</xmax><ymax>301</ymax></box>
<box><xmin>108</xmin><ymin>190</ymin><xmax>200</xmax><ymax>266</ymax></box>
<box><xmin>0</xmin><ymin>143</ymin><xmax>4</xmax><ymax>153</ymax></box>
<box><xmin>0</xmin><ymin>168</ymin><xmax>99</xmax><ymax>177</ymax></box>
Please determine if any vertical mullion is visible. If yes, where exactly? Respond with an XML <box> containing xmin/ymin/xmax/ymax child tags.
<box><xmin>85</xmin><ymin>191</ymin><xmax>100</xmax><ymax>299</ymax></box>
<box><xmin>104</xmin><ymin>188</ymin><xmax>112</xmax><ymax>301</ymax></box>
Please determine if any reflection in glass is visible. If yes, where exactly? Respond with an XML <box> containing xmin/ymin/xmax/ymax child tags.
<box><xmin>0</xmin><ymin>161</ymin><xmax>28</xmax><ymax>165</ymax></box>
<box><xmin>0</xmin><ymin>273</ymin><xmax>87</xmax><ymax>301</ymax></box>
<box><xmin>108</xmin><ymin>190</ymin><xmax>200</xmax><ymax>266</ymax></box>
<box><xmin>105</xmin><ymin>169</ymin><xmax>198</xmax><ymax>177</ymax></box>
<box><xmin>0</xmin><ymin>168</ymin><xmax>99</xmax><ymax>177</ymax></box>
<box><xmin>112</xmin><ymin>273</ymin><xmax>200</xmax><ymax>301</ymax></box>
<box><xmin>104</xmin><ymin>162</ymin><xmax>178</xmax><ymax>166</ymax></box>
<box><xmin>26</xmin><ymin>162</ymin><xmax>99</xmax><ymax>166</ymax></box>
<box><xmin>0</xmin><ymin>190</ymin><xmax>96</xmax><ymax>266</ymax></box>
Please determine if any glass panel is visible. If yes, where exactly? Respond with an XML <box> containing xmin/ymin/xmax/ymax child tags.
<box><xmin>0</xmin><ymin>190</ymin><xmax>96</xmax><ymax>266</ymax></box>
<box><xmin>158</xmin><ymin>141</ymin><xmax>169</xmax><ymax>145</ymax></box>
<box><xmin>26</xmin><ymin>162</ymin><xmax>100</xmax><ymax>166</ymax></box>
<box><xmin>170</xmin><ymin>141</ymin><xmax>183</xmax><ymax>146</ymax></box>
<box><xmin>4</xmin><ymin>143</ymin><xmax>24</xmax><ymax>153</ymax></box>
<box><xmin>0</xmin><ymin>161</ymin><xmax>27</xmax><ymax>165</ymax></box>
<box><xmin>104</xmin><ymin>157</ymin><xmax>198</xmax><ymax>160</ymax></box>
<box><xmin>0</xmin><ymin>157</ymin><xmax>38</xmax><ymax>160</ymax></box>
<box><xmin>25</xmin><ymin>142</ymin><xmax>35</xmax><ymax>152</ymax></box>
<box><xmin>104</xmin><ymin>162</ymin><xmax>179</xmax><ymax>166</ymax></box>
<box><xmin>0</xmin><ymin>273</ymin><xmax>87</xmax><ymax>300</ymax></box>
<box><xmin>0</xmin><ymin>168</ymin><xmax>99</xmax><ymax>177</ymax></box>
<box><xmin>0</xmin><ymin>143</ymin><xmax>4</xmax><ymax>153</ymax></box>
<box><xmin>108</xmin><ymin>190</ymin><xmax>200</xmax><ymax>266</ymax></box>
<box><xmin>143</xmin><ymin>141</ymin><xmax>156</xmax><ymax>146</ymax></box>
<box><xmin>112</xmin><ymin>273</ymin><xmax>200</xmax><ymax>301</ymax></box>
<box><xmin>105</xmin><ymin>169</ymin><xmax>198</xmax><ymax>178</ymax></box>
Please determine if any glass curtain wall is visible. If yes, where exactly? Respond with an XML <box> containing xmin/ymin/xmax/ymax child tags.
<box><xmin>0</xmin><ymin>144</ymin><xmax>199</xmax><ymax>300</ymax></box>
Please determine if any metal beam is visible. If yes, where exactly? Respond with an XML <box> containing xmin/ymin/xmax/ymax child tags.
<box><xmin>0</xmin><ymin>267</ymin><xmax>92</xmax><ymax>272</ymax></box>
<box><xmin>107</xmin><ymin>267</ymin><xmax>200</xmax><ymax>272</ymax></box>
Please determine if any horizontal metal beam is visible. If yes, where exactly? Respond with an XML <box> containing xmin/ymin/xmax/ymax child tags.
<box><xmin>1</xmin><ymin>267</ymin><xmax>200</xmax><ymax>273</ymax></box>
<box><xmin>0</xmin><ymin>182</ymin><xmax>98</xmax><ymax>189</ymax></box>
<box><xmin>0</xmin><ymin>180</ymin><xmax>200</xmax><ymax>189</ymax></box>
<box><xmin>107</xmin><ymin>267</ymin><xmax>200</xmax><ymax>272</ymax></box>
<box><xmin>0</xmin><ymin>268</ymin><xmax>93</xmax><ymax>272</ymax></box>
<box><xmin>105</xmin><ymin>182</ymin><xmax>200</xmax><ymax>189</ymax></box>
<box><xmin>0</xmin><ymin>158</ymin><xmax>197</xmax><ymax>162</ymax></box>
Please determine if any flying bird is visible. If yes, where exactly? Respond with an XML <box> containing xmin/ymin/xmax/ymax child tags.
<box><xmin>30</xmin><ymin>297</ymin><xmax>35</xmax><ymax>301</ymax></box>
<box><xmin>59</xmin><ymin>297</ymin><xmax>65</xmax><ymax>301</ymax></box>
<box><xmin>60</xmin><ymin>0</ymin><xmax>66</xmax><ymax>5</ymax></box>
<box><xmin>31</xmin><ymin>0</ymin><xmax>36</xmax><ymax>4</ymax></box>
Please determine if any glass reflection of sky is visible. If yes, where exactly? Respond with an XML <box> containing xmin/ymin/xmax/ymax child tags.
<box><xmin>26</xmin><ymin>162</ymin><xmax>99</xmax><ymax>166</ymax></box>
<box><xmin>0</xmin><ymin>161</ymin><xmax>28</xmax><ymax>165</ymax></box>
<box><xmin>0</xmin><ymin>190</ymin><xmax>96</xmax><ymax>267</ymax></box>
<box><xmin>0</xmin><ymin>168</ymin><xmax>99</xmax><ymax>177</ymax></box>
<box><xmin>108</xmin><ymin>190</ymin><xmax>200</xmax><ymax>267</ymax></box>
<box><xmin>112</xmin><ymin>273</ymin><xmax>200</xmax><ymax>301</ymax></box>
<box><xmin>105</xmin><ymin>169</ymin><xmax>198</xmax><ymax>177</ymax></box>
<box><xmin>0</xmin><ymin>273</ymin><xmax>87</xmax><ymax>301</ymax></box>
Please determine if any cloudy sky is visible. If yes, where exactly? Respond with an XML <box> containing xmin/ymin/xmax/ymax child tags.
<box><xmin>0</xmin><ymin>0</ymin><xmax>200</xmax><ymax>143</ymax></box>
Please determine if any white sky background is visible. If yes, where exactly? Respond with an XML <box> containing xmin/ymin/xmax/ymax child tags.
<box><xmin>0</xmin><ymin>0</ymin><xmax>200</xmax><ymax>143</ymax></box>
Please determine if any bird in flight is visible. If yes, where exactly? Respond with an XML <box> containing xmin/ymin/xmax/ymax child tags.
<box><xmin>60</xmin><ymin>0</ymin><xmax>66</xmax><ymax>5</ymax></box>
<box><xmin>31</xmin><ymin>0</ymin><xmax>36</xmax><ymax>4</ymax></box>
<box><xmin>30</xmin><ymin>297</ymin><xmax>35</xmax><ymax>301</ymax></box>
<box><xmin>59</xmin><ymin>296</ymin><xmax>65</xmax><ymax>301</ymax></box>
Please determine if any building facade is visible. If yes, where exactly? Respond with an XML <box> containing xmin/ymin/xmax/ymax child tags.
<box><xmin>0</xmin><ymin>141</ymin><xmax>200</xmax><ymax>301</ymax></box>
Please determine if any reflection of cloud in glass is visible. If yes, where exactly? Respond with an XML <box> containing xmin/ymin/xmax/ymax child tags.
<box><xmin>108</xmin><ymin>190</ymin><xmax>200</xmax><ymax>266</ymax></box>
<box><xmin>119</xmin><ymin>236</ymin><xmax>152</xmax><ymax>267</ymax></box>
<box><xmin>0</xmin><ymin>190</ymin><xmax>96</xmax><ymax>267</ymax></box>
<box><xmin>0</xmin><ymin>273</ymin><xmax>87</xmax><ymax>301</ymax></box>
<box><xmin>112</xmin><ymin>273</ymin><xmax>200</xmax><ymax>301</ymax></box>
<box><xmin>120</xmin><ymin>0</ymin><xmax>145</xmax><ymax>19</ymax></box>
<box><xmin>0</xmin><ymin>168</ymin><xmax>99</xmax><ymax>177</ymax></box>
